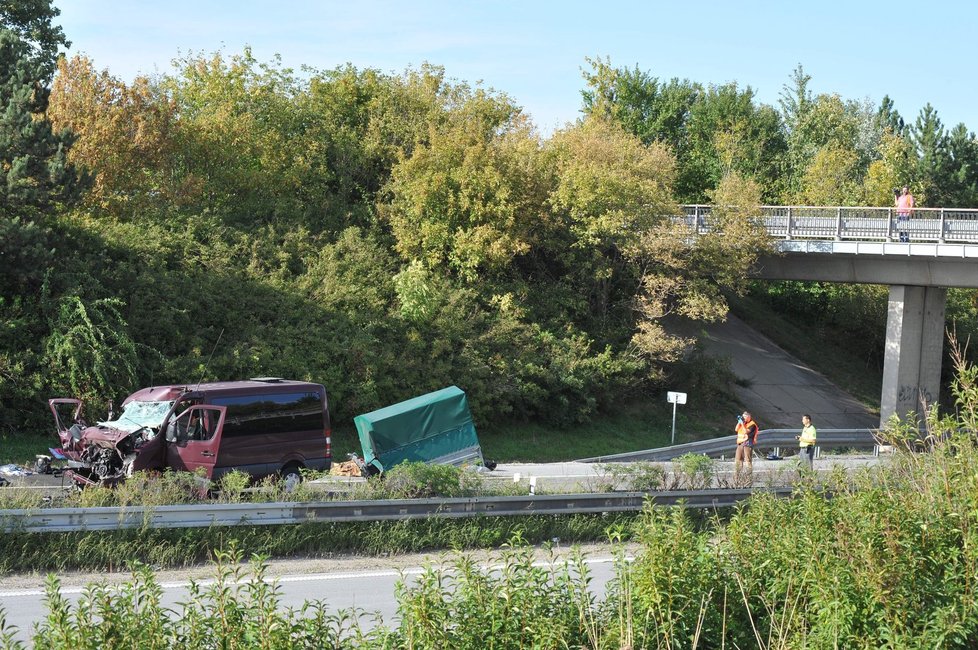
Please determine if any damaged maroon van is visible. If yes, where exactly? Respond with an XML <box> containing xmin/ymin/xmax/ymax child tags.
<box><xmin>49</xmin><ymin>378</ymin><xmax>331</xmax><ymax>488</ymax></box>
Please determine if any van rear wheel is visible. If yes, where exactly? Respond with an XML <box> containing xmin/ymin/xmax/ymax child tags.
<box><xmin>281</xmin><ymin>464</ymin><xmax>303</xmax><ymax>492</ymax></box>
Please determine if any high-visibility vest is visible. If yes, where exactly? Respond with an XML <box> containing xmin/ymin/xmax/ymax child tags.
<box><xmin>800</xmin><ymin>424</ymin><xmax>817</xmax><ymax>447</ymax></box>
<box><xmin>735</xmin><ymin>419</ymin><xmax>758</xmax><ymax>444</ymax></box>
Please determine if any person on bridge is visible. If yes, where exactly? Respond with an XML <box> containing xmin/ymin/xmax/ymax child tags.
<box><xmin>797</xmin><ymin>414</ymin><xmax>817</xmax><ymax>471</ymax></box>
<box><xmin>895</xmin><ymin>186</ymin><xmax>914</xmax><ymax>242</ymax></box>
<box><xmin>734</xmin><ymin>410</ymin><xmax>759</xmax><ymax>482</ymax></box>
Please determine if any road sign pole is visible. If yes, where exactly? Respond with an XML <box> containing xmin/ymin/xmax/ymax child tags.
<box><xmin>666</xmin><ymin>391</ymin><xmax>686</xmax><ymax>447</ymax></box>
<box><xmin>671</xmin><ymin>401</ymin><xmax>677</xmax><ymax>446</ymax></box>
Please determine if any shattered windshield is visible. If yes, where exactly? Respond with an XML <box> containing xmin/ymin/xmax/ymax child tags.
<box><xmin>98</xmin><ymin>400</ymin><xmax>175</xmax><ymax>433</ymax></box>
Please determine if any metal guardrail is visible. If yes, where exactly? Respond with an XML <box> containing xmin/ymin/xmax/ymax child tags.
<box><xmin>681</xmin><ymin>205</ymin><xmax>978</xmax><ymax>244</ymax></box>
<box><xmin>0</xmin><ymin>489</ymin><xmax>793</xmax><ymax>533</ymax></box>
<box><xmin>577</xmin><ymin>428</ymin><xmax>879</xmax><ymax>463</ymax></box>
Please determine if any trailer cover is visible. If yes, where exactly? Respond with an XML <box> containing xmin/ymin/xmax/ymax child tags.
<box><xmin>353</xmin><ymin>386</ymin><xmax>484</xmax><ymax>474</ymax></box>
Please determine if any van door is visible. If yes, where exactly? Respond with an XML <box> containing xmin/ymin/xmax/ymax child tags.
<box><xmin>164</xmin><ymin>405</ymin><xmax>226</xmax><ymax>478</ymax></box>
<box><xmin>48</xmin><ymin>398</ymin><xmax>85</xmax><ymax>451</ymax></box>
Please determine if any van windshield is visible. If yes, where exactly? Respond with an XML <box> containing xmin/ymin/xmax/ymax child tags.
<box><xmin>98</xmin><ymin>400</ymin><xmax>175</xmax><ymax>433</ymax></box>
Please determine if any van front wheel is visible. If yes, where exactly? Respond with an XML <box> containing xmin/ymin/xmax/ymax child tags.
<box><xmin>281</xmin><ymin>464</ymin><xmax>303</xmax><ymax>492</ymax></box>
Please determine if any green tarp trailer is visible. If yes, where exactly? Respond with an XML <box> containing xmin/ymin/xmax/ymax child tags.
<box><xmin>353</xmin><ymin>386</ymin><xmax>484</xmax><ymax>474</ymax></box>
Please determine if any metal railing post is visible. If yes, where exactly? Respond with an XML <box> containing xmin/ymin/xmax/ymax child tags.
<box><xmin>939</xmin><ymin>208</ymin><xmax>946</xmax><ymax>243</ymax></box>
<box><xmin>887</xmin><ymin>207</ymin><xmax>894</xmax><ymax>241</ymax></box>
<box><xmin>786</xmin><ymin>206</ymin><xmax>793</xmax><ymax>239</ymax></box>
<box><xmin>835</xmin><ymin>207</ymin><xmax>843</xmax><ymax>240</ymax></box>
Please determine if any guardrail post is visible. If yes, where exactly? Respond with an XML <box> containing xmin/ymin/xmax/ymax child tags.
<box><xmin>939</xmin><ymin>208</ymin><xmax>946</xmax><ymax>243</ymax></box>
<box><xmin>786</xmin><ymin>206</ymin><xmax>793</xmax><ymax>239</ymax></box>
<box><xmin>887</xmin><ymin>207</ymin><xmax>894</xmax><ymax>241</ymax></box>
<box><xmin>835</xmin><ymin>207</ymin><xmax>843</xmax><ymax>240</ymax></box>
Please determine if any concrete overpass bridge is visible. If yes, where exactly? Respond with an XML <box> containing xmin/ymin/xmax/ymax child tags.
<box><xmin>681</xmin><ymin>205</ymin><xmax>978</xmax><ymax>427</ymax></box>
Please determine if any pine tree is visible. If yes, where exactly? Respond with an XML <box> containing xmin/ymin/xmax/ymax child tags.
<box><xmin>945</xmin><ymin>123</ymin><xmax>978</xmax><ymax>207</ymax></box>
<box><xmin>910</xmin><ymin>103</ymin><xmax>949</xmax><ymax>204</ymax></box>
<box><xmin>0</xmin><ymin>0</ymin><xmax>86</xmax><ymax>292</ymax></box>
<box><xmin>877</xmin><ymin>95</ymin><xmax>905</xmax><ymax>137</ymax></box>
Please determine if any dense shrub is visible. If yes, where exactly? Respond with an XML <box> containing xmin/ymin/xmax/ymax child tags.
<box><xmin>354</xmin><ymin>462</ymin><xmax>481</xmax><ymax>499</ymax></box>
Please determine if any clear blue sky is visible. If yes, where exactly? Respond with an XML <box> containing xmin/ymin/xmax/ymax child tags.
<box><xmin>56</xmin><ymin>0</ymin><xmax>977</xmax><ymax>135</ymax></box>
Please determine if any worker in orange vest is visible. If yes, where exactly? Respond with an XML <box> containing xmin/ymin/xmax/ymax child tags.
<box><xmin>734</xmin><ymin>410</ymin><xmax>759</xmax><ymax>483</ymax></box>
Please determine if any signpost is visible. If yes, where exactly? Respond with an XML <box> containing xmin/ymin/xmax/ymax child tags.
<box><xmin>666</xmin><ymin>391</ymin><xmax>687</xmax><ymax>446</ymax></box>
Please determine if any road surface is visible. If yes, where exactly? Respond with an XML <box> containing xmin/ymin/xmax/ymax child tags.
<box><xmin>699</xmin><ymin>314</ymin><xmax>878</xmax><ymax>429</ymax></box>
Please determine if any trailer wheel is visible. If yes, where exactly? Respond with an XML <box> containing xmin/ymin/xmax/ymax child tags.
<box><xmin>281</xmin><ymin>464</ymin><xmax>303</xmax><ymax>492</ymax></box>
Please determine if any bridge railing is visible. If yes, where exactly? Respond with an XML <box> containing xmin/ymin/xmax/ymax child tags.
<box><xmin>681</xmin><ymin>205</ymin><xmax>978</xmax><ymax>244</ymax></box>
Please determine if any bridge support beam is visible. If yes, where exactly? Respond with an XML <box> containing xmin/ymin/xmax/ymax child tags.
<box><xmin>880</xmin><ymin>285</ymin><xmax>946</xmax><ymax>427</ymax></box>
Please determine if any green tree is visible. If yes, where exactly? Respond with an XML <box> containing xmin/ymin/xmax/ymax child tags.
<box><xmin>797</xmin><ymin>143</ymin><xmax>862</xmax><ymax>205</ymax></box>
<box><xmin>546</xmin><ymin>117</ymin><xmax>678</xmax><ymax>329</ymax></box>
<box><xmin>862</xmin><ymin>130</ymin><xmax>916</xmax><ymax>205</ymax></box>
<box><xmin>779</xmin><ymin>66</ymin><xmax>888</xmax><ymax>203</ymax></box>
<box><xmin>383</xmin><ymin>84</ymin><xmax>545</xmax><ymax>280</ymax></box>
<box><xmin>942</xmin><ymin>123</ymin><xmax>978</xmax><ymax>207</ymax></box>
<box><xmin>910</xmin><ymin>103</ymin><xmax>948</xmax><ymax>204</ymax></box>
<box><xmin>680</xmin><ymin>82</ymin><xmax>785</xmax><ymax>203</ymax></box>
<box><xmin>778</xmin><ymin>64</ymin><xmax>812</xmax><ymax>135</ymax></box>
<box><xmin>161</xmin><ymin>49</ymin><xmax>302</xmax><ymax>226</ymax></box>
<box><xmin>47</xmin><ymin>55</ymin><xmax>176</xmax><ymax>215</ymax></box>
<box><xmin>0</xmin><ymin>0</ymin><xmax>67</xmax><ymax>79</ymax></box>
<box><xmin>580</xmin><ymin>56</ymin><xmax>698</xmax><ymax>154</ymax></box>
<box><xmin>582</xmin><ymin>58</ymin><xmax>785</xmax><ymax>203</ymax></box>
<box><xmin>0</xmin><ymin>0</ymin><xmax>85</xmax><ymax>291</ymax></box>
<box><xmin>877</xmin><ymin>94</ymin><xmax>906</xmax><ymax>136</ymax></box>
<box><xmin>44</xmin><ymin>294</ymin><xmax>139</xmax><ymax>404</ymax></box>
<box><xmin>784</xmin><ymin>94</ymin><xmax>865</xmax><ymax>199</ymax></box>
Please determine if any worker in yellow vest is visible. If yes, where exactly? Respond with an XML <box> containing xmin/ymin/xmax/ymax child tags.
<box><xmin>797</xmin><ymin>414</ymin><xmax>817</xmax><ymax>471</ymax></box>
<box><xmin>734</xmin><ymin>410</ymin><xmax>759</xmax><ymax>482</ymax></box>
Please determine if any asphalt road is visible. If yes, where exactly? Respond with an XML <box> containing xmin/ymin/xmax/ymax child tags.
<box><xmin>698</xmin><ymin>314</ymin><xmax>879</xmax><ymax>430</ymax></box>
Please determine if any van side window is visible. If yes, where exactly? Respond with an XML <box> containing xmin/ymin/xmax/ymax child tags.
<box><xmin>211</xmin><ymin>392</ymin><xmax>323</xmax><ymax>437</ymax></box>
<box><xmin>167</xmin><ymin>402</ymin><xmax>211</xmax><ymax>442</ymax></box>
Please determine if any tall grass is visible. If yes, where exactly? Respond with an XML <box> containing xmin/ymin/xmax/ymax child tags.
<box><xmin>396</xmin><ymin>535</ymin><xmax>595</xmax><ymax>649</ymax></box>
<box><xmin>0</xmin><ymin>513</ymin><xmax>637</xmax><ymax>575</ymax></box>
<box><xmin>614</xmin><ymin>341</ymin><xmax>978</xmax><ymax>648</ymax></box>
<box><xmin>21</xmin><ymin>547</ymin><xmax>401</xmax><ymax>649</ymax></box>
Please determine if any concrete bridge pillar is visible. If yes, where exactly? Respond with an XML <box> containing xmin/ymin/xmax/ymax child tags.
<box><xmin>880</xmin><ymin>285</ymin><xmax>947</xmax><ymax>427</ymax></box>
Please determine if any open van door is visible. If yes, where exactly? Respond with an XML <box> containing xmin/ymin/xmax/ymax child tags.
<box><xmin>164</xmin><ymin>405</ymin><xmax>226</xmax><ymax>479</ymax></box>
<box><xmin>48</xmin><ymin>398</ymin><xmax>85</xmax><ymax>451</ymax></box>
